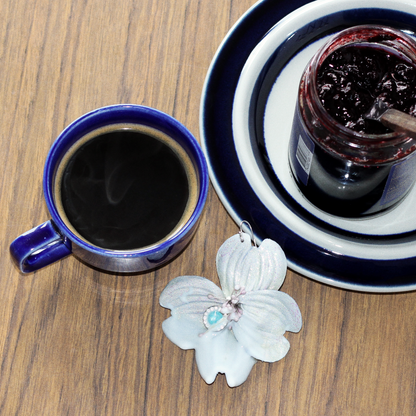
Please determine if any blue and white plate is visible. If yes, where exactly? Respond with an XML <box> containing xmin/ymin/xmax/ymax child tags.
<box><xmin>200</xmin><ymin>0</ymin><xmax>416</xmax><ymax>292</ymax></box>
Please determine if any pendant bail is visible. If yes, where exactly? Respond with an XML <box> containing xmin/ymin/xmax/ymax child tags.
<box><xmin>239</xmin><ymin>220</ymin><xmax>257</xmax><ymax>247</ymax></box>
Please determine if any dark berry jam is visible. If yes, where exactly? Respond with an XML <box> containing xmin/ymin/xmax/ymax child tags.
<box><xmin>317</xmin><ymin>44</ymin><xmax>416</xmax><ymax>134</ymax></box>
<box><xmin>288</xmin><ymin>25</ymin><xmax>416</xmax><ymax>218</ymax></box>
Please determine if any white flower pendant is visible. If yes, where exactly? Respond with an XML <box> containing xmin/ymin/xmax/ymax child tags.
<box><xmin>159</xmin><ymin>225</ymin><xmax>302</xmax><ymax>387</ymax></box>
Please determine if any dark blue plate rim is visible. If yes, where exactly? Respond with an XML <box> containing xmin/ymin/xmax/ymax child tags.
<box><xmin>200</xmin><ymin>0</ymin><xmax>416</xmax><ymax>292</ymax></box>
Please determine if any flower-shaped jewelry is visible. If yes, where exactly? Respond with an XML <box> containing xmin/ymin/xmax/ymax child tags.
<box><xmin>159</xmin><ymin>226</ymin><xmax>302</xmax><ymax>387</ymax></box>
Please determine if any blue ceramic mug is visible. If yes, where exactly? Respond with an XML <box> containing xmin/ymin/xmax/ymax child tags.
<box><xmin>10</xmin><ymin>105</ymin><xmax>209</xmax><ymax>273</ymax></box>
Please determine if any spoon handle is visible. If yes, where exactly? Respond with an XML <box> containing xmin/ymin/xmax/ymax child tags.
<box><xmin>380</xmin><ymin>109</ymin><xmax>416</xmax><ymax>139</ymax></box>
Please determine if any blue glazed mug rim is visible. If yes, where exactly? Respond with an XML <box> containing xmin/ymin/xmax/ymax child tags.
<box><xmin>43</xmin><ymin>104</ymin><xmax>209</xmax><ymax>259</ymax></box>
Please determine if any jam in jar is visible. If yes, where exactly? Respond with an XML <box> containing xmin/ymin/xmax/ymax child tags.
<box><xmin>289</xmin><ymin>25</ymin><xmax>416</xmax><ymax>217</ymax></box>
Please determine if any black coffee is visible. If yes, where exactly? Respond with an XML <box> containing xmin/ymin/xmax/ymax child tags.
<box><xmin>59</xmin><ymin>127</ymin><xmax>192</xmax><ymax>250</ymax></box>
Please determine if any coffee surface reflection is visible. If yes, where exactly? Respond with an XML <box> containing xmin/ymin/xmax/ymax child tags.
<box><xmin>56</xmin><ymin>124</ymin><xmax>196</xmax><ymax>250</ymax></box>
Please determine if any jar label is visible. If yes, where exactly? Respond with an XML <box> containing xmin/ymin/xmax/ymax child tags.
<box><xmin>295</xmin><ymin>134</ymin><xmax>314</xmax><ymax>185</ymax></box>
<box><xmin>289</xmin><ymin>102</ymin><xmax>316</xmax><ymax>186</ymax></box>
<box><xmin>380</xmin><ymin>151</ymin><xmax>416</xmax><ymax>206</ymax></box>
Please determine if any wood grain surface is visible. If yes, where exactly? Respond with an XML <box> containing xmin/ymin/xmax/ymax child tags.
<box><xmin>2</xmin><ymin>0</ymin><xmax>416</xmax><ymax>414</ymax></box>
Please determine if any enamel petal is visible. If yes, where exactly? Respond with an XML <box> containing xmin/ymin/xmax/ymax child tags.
<box><xmin>162</xmin><ymin>311</ymin><xmax>257</xmax><ymax>387</ymax></box>
<box><xmin>216</xmin><ymin>232</ymin><xmax>252</xmax><ymax>297</ymax></box>
<box><xmin>232</xmin><ymin>290</ymin><xmax>302</xmax><ymax>362</ymax></box>
<box><xmin>216</xmin><ymin>233</ymin><xmax>287</xmax><ymax>295</ymax></box>
<box><xmin>196</xmin><ymin>328</ymin><xmax>257</xmax><ymax>387</ymax></box>
<box><xmin>159</xmin><ymin>275</ymin><xmax>225</xmax><ymax>321</ymax></box>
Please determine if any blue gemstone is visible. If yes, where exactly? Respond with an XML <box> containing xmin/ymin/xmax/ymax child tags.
<box><xmin>207</xmin><ymin>310</ymin><xmax>223</xmax><ymax>325</ymax></box>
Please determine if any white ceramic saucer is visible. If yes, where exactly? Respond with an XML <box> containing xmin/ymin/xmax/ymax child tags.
<box><xmin>201</xmin><ymin>0</ymin><xmax>416</xmax><ymax>292</ymax></box>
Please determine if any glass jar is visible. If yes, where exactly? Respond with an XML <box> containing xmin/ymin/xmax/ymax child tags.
<box><xmin>289</xmin><ymin>25</ymin><xmax>416</xmax><ymax>218</ymax></box>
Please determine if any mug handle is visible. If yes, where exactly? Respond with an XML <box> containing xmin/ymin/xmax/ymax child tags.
<box><xmin>10</xmin><ymin>220</ymin><xmax>72</xmax><ymax>273</ymax></box>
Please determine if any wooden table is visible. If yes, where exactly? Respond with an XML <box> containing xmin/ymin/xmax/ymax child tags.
<box><xmin>2</xmin><ymin>0</ymin><xmax>416</xmax><ymax>414</ymax></box>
